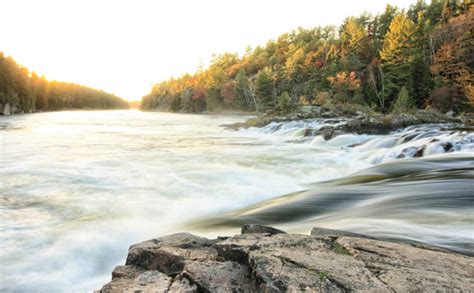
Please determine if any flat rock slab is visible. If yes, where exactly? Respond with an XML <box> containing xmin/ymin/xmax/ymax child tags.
<box><xmin>98</xmin><ymin>226</ymin><xmax>474</xmax><ymax>292</ymax></box>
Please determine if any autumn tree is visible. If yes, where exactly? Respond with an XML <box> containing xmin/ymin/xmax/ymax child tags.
<box><xmin>327</xmin><ymin>71</ymin><xmax>362</xmax><ymax>103</ymax></box>
<box><xmin>340</xmin><ymin>17</ymin><xmax>370</xmax><ymax>69</ymax></box>
<box><xmin>431</xmin><ymin>6</ymin><xmax>473</xmax><ymax>108</ymax></box>
<box><xmin>380</xmin><ymin>14</ymin><xmax>416</xmax><ymax>107</ymax></box>
<box><xmin>139</xmin><ymin>1</ymin><xmax>471</xmax><ymax>114</ymax></box>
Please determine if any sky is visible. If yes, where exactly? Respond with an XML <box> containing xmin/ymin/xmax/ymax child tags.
<box><xmin>1</xmin><ymin>0</ymin><xmax>414</xmax><ymax>101</ymax></box>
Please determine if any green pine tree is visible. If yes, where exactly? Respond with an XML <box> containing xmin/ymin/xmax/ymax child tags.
<box><xmin>255</xmin><ymin>67</ymin><xmax>275</xmax><ymax>112</ymax></box>
<box><xmin>392</xmin><ymin>86</ymin><xmax>415</xmax><ymax>112</ymax></box>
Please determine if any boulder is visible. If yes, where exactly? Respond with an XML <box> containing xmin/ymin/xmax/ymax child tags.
<box><xmin>125</xmin><ymin>233</ymin><xmax>218</xmax><ymax>276</ymax></box>
<box><xmin>241</xmin><ymin>224</ymin><xmax>286</xmax><ymax>235</ymax></box>
<box><xmin>97</xmin><ymin>226</ymin><xmax>474</xmax><ymax>292</ymax></box>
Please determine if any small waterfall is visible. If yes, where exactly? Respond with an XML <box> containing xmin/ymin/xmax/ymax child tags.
<box><xmin>191</xmin><ymin>154</ymin><xmax>474</xmax><ymax>255</ymax></box>
<box><xmin>239</xmin><ymin>119</ymin><xmax>474</xmax><ymax>164</ymax></box>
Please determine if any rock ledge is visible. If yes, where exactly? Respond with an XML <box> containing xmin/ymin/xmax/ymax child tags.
<box><xmin>97</xmin><ymin>225</ymin><xmax>473</xmax><ymax>292</ymax></box>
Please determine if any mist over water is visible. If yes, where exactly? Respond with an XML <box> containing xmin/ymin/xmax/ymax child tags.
<box><xmin>0</xmin><ymin>110</ymin><xmax>473</xmax><ymax>291</ymax></box>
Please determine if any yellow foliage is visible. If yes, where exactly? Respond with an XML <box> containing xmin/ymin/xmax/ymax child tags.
<box><xmin>313</xmin><ymin>91</ymin><xmax>331</xmax><ymax>105</ymax></box>
<box><xmin>466</xmin><ymin>84</ymin><xmax>474</xmax><ymax>107</ymax></box>
<box><xmin>298</xmin><ymin>96</ymin><xmax>309</xmax><ymax>105</ymax></box>
<box><xmin>380</xmin><ymin>14</ymin><xmax>415</xmax><ymax>64</ymax></box>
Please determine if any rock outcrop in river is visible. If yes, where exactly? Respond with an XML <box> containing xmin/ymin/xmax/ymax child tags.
<box><xmin>97</xmin><ymin>225</ymin><xmax>473</xmax><ymax>292</ymax></box>
<box><xmin>224</xmin><ymin>106</ymin><xmax>465</xmax><ymax>137</ymax></box>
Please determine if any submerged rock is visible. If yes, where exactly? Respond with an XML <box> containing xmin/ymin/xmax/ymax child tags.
<box><xmin>97</xmin><ymin>225</ymin><xmax>474</xmax><ymax>292</ymax></box>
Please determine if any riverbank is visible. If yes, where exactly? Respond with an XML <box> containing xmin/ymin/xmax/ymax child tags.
<box><xmin>223</xmin><ymin>105</ymin><xmax>473</xmax><ymax>138</ymax></box>
<box><xmin>97</xmin><ymin>225</ymin><xmax>474</xmax><ymax>292</ymax></box>
<box><xmin>140</xmin><ymin>107</ymin><xmax>255</xmax><ymax>117</ymax></box>
<box><xmin>0</xmin><ymin>103</ymin><xmax>130</xmax><ymax>115</ymax></box>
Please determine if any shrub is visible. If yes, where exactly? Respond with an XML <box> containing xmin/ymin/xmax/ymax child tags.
<box><xmin>298</xmin><ymin>95</ymin><xmax>309</xmax><ymax>105</ymax></box>
<box><xmin>464</xmin><ymin>84</ymin><xmax>473</xmax><ymax>108</ymax></box>
<box><xmin>313</xmin><ymin>91</ymin><xmax>331</xmax><ymax>105</ymax></box>
<box><xmin>428</xmin><ymin>86</ymin><xmax>465</xmax><ymax>113</ymax></box>
<box><xmin>277</xmin><ymin>92</ymin><xmax>293</xmax><ymax>113</ymax></box>
<box><xmin>392</xmin><ymin>86</ymin><xmax>415</xmax><ymax>113</ymax></box>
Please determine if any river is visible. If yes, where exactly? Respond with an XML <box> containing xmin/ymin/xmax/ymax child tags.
<box><xmin>0</xmin><ymin>110</ymin><xmax>473</xmax><ymax>291</ymax></box>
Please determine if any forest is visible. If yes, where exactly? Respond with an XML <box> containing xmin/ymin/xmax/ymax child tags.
<box><xmin>0</xmin><ymin>52</ymin><xmax>129</xmax><ymax>114</ymax></box>
<box><xmin>141</xmin><ymin>0</ymin><xmax>473</xmax><ymax>114</ymax></box>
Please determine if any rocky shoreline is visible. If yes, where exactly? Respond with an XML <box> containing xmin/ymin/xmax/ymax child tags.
<box><xmin>223</xmin><ymin>106</ymin><xmax>473</xmax><ymax>140</ymax></box>
<box><xmin>97</xmin><ymin>225</ymin><xmax>473</xmax><ymax>292</ymax></box>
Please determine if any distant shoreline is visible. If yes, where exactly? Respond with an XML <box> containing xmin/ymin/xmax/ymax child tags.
<box><xmin>0</xmin><ymin>106</ymin><xmax>131</xmax><ymax>116</ymax></box>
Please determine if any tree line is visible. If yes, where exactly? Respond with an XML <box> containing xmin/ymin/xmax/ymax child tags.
<box><xmin>141</xmin><ymin>0</ymin><xmax>472</xmax><ymax>114</ymax></box>
<box><xmin>0</xmin><ymin>52</ymin><xmax>129</xmax><ymax>114</ymax></box>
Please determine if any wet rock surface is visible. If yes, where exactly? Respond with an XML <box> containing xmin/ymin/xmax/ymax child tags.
<box><xmin>241</xmin><ymin>224</ymin><xmax>287</xmax><ymax>235</ymax></box>
<box><xmin>97</xmin><ymin>226</ymin><xmax>474</xmax><ymax>292</ymax></box>
<box><xmin>224</xmin><ymin>106</ymin><xmax>462</xmax><ymax>137</ymax></box>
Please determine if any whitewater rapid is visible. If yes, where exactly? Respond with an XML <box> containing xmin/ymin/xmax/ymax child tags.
<box><xmin>0</xmin><ymin>110</ymin><xmax>473</xmax><ymax>291</ymax></box>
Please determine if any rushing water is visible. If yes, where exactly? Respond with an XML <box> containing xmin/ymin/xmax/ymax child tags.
<box><xmin>0</xmin><ymin>110</ymin><xmax>473</xmax><ymax>291</ymax></box>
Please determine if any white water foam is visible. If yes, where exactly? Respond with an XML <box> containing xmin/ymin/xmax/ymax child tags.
<box><xmin>0</xmin><ymin>111</ymin><xmax>472</xmax><ymax>291</ymax></box>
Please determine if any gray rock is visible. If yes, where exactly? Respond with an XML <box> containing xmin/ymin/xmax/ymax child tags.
<box><xmin>168</xmin><ymin>276</ymin><xmax>198</xmax><ymax>292</ymax></box>
<box><xmin>111</xmin><ymin>265</ymin><xmax>144</xmax><ymax>280</ymax></box>
<box><xmin>99</xmin><ymin>269</ymin><xmax>171</xmax><ymax>292</ymax></box>
<box><xmin>241</xmin><ymin>224</ymin><xmax>286</xmax><ymax>235</ymax></box>
<box><xmin>224</xmin><ymin>107</ymin><xmax>461</xmax><ymax>133</ymax></box>
<box><xmin>98</xmin><ymin>226</ymin><xmax>474</xmax><ymax>292</ymax></box>
<box><xmin>318</xmin><ymin>126</ymin><xmax>336</xmax><ymax>140</ymax></box>
<box><xmin>300</xmin><ymin>105</ymin><xmax>321</xmax><ymax>115</ymax></box>
<box><xmin>183</xmin><ymin>261</ymin><xmax>256</xmax><ymax>292</ymax></box>
<box><xmin>214</xmin><ymin>233</ymin><xmax>390</xmax><ymax>292</ymax></box>
<box><xmin>11</xmin><ymin>104</ymin><xmax>18</xmax><ymax>114</ymax></box>
<box><xmin>311</xmin><ymin>227</ymin><xmax>373</xmax><ymax>239</ymax></box>
<box><xmin>125</xmin><ymin>233</ymin><xmax>218</xmax><ymax>276</ymax></box>
<box><xmin>303</xmin><ymin>127</ymin><xmax>318</xmax><ymax>137</ymax></box>
<box><xmin>338</xmin><ymin>236</ymin><xmax>474</xmax><ymax>292</ymax></box>
<box><xmin>2</xmin><ymin>103</ymin><xmax>11</xmax><ymax>115</ymax></box>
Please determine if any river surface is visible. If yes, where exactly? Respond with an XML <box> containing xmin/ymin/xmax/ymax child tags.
<box><xmin>0</xmin><ymin>110</ymin><xmax>473</xmax><ymax>291</ymax></box>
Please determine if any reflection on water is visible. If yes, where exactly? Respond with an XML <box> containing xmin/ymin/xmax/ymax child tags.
<box><xmin>0</xmin><ymin>110</ymin><xmax>473</xmax><ymax>291</ymax></box>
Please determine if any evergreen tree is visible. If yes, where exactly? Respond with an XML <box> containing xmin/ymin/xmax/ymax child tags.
<box><xmin>371</xmin><ymin>5</ymin><xmax>399</xmax><ymax>52</ymax></box>
<box><xmin>411</xmin><ymin>54</ymin><xmax>433</xmax><ymax>107</ymax></box>
<box><xmin>277</xmin><ymin>91</ymin><xmax>293</xmax><ymax>113</ymax></box>
<box><xmin>393</xmin><ymin>86</ymin><xmax>415</xmax><ymax>112</ymax></box>
<box><xmin>255</xmin><ymin>67</ymin><xmax>275</xmax><ymax>112</ymax></box>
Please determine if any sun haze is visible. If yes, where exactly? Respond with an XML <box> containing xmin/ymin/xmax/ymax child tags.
<box><xmin>1</xmin><ymin>0</ymin><xmax>413</xmax><ymax>101</ymax></box>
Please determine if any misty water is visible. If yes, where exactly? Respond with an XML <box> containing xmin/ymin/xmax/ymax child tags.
<box><xmin>1</xmin><ymin>110</ymin><xmax>473</xmax><ymax>291</ymax></box>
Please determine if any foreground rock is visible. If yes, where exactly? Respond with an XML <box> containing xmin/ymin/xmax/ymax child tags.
<box><xmin>97</xmin><ymin>225</ymin><xmax>473</xmax><ymax>292</ymax></box>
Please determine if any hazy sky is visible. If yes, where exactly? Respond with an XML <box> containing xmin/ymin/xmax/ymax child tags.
<box><xmin>2</xmin><ymin>0</ymin><xmax>414</xmax><ymax>101</ymax></box>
